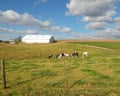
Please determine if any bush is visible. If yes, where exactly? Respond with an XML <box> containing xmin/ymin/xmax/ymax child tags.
<box><xmin>0</xmin><ymin>40</ymin><xmax>2</xmax><ymax>42</ymax></box>
<box><xmin>3</xmin><ymin>41</ymin><xmax>9</xmax><ymax>43</ymax></box>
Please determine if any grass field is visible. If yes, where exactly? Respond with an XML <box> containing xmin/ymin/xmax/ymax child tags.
<box><xmin>0</xmin><ymin>41</ymin><xmax>120</xmax><ymax>96</ymax></box>
<box><xmin>70</xmin><ymin>42</ymin><xmax>120</xmax><ymax>50</ymax></box>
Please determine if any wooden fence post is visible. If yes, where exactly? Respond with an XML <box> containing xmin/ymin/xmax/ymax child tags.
<box><xmin>1</xmin><ymin>59</ymin><xmax>6</xmax><ymax>89</ymax></box>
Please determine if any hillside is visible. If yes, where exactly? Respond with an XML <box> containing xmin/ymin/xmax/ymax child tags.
<box><xmin>0</xmin><ymin>41</ymin><xmax>120</xmax><ymax>96</ymax></box>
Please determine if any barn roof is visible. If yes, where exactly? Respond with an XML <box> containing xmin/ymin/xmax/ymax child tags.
<box><xmin>22</xmin><ymin>35</ymin><xmax>53</xmax><ymax>40</ymax></box>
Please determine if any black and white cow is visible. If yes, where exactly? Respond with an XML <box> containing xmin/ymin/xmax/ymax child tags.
<box><xmin>71</xmin><ymin>52</ymin><xmax>79</xmax><ymax>57</ymax></box>
<box><xmin>48</xmin><ymin>54</ymin><xmax>53</xmax><ymax>59</ymax></box>
<box><xmin>56</xmin><ymin>53</ymin><xmax>69</xmax><ymax>59</ymax></box>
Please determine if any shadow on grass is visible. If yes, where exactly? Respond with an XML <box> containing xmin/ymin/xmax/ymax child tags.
<box><xmin>7</xmin><ymin>69</ymin><xmax>58</xmax><ymax>88</ymax></box>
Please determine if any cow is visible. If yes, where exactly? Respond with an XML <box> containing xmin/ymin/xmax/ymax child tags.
<box><xmin>56</xmin><ymin>53</ymin><xmax>69</xmax><ymax>59</ymax></box>
<box><xmin>64</xmin><ymin>53</ymin><xmax>70</xmax><ymax>58</ymax></box>
<box><xmin>48</xmin><ymin>54</ymin><xmax>53</xmax><ymax>59</ymax></box>
<box><xmin>83</xmin><ymin>52</ymin><xmax>88</xmax><ymax>58</ymax></box>
<box><xmin>71</xmin><ymin>52</ymin><xmax>79</xmax><ymax>57</ymax></box>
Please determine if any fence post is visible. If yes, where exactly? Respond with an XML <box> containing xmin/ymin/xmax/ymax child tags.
<box><xmin>1</xmin><ymin>59</ymin><xmax>6</xmax><ymax>89</ymax></box>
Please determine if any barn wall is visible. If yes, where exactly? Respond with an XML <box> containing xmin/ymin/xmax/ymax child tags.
<box><xmin>22</xmin><ymin>35</ymin><xmax>55</xmax><ymax>43</ymax></box>
<box><xmin>49</xmin><ymin>36</ymin><xmax>55</xmax><ymax>43</ymax></box>
<box><xmin>22</xmin><ymin>39</ymin><xmax>50</xmax><ymax>43</ymax></box>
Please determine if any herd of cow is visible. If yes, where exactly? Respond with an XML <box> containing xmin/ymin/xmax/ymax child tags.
<box><xmin>48</xmin><ymin>52</ymin><xmax>88</xmax><ymax>59</ymax></box>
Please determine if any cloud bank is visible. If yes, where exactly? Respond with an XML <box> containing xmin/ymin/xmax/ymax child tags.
<box><xmin>0</xmin><ymin>10</ymin><xmax>76</xmax><ymax>37</ymax></box>
<box><xmin>0</xmin><ymin>27</ymin><xmax>37</xmax><ymax>34</ymax></box>
<box><xmin>0</xmin><ymin>0</ymin><xmax>120</xmax><ymax>40</ymax></box>
<box><xmin>66</xmin><ymin>0</ymin><xmax>116</xmax><ymax>17</ymax></box>
<box><xmin>0</xmin><ymin>10</ymin><xmax>50</xmax><ymax>29</ymax></box>
<box><xmin>66</xmin><ymin>0</ymin><xmax>120</xmax><ymax>39</ymax></box>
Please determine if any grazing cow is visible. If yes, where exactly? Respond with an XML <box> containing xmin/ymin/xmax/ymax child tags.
<box><xmin>71</xmin><ymin>52</ymin><xmax>79</xmax><ymax>57</ymax></box>
<box><xmin>56</xmin><ymin>53</ymin><xmax>63</xmax><ymax>59</ymax></box>
<box><xmin>48</xmin><ymin>54</ymin><xmax>53</xmax><ymax>59</ymax></box>
<box><xmin>56</xmin><ymin>53</ymin><xmax>69</xmax><ymax>59</ymax></box>
<box><xmin>56</xmin><ymin>54</ymin><xmax>61</xmax><ymax>58</ymax></box>
<box><xmin>61</xmin><ymin>53</ymin><xmax>65</xmax><ymax>58</ymax></box>
<box><xmin>83</xmin><ymin>52</ymin><xmax>88</xmax><ymax>58</ymax></box>
<box><xmin>64</xmin><ymin>53</ymin><xmax>70</xmax><ymax>58</ymax></box>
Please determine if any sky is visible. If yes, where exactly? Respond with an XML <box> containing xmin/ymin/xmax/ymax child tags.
<box><xmin>0</xmin><ymin>0</ymin><xmax>120</xmax><ymax>40</ymax></box>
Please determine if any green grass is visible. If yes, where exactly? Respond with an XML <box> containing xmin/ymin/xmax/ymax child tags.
<box><xmin>0</xmin><ymin>41</ymin><xmax>120</xmax><ymax>96</ymax></box>
<box><xmin>70</xmin><ymin>42</ymin><xmax>120</xmax><ymax>50</ymax></box>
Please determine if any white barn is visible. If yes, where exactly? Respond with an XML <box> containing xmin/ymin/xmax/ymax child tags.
<box><xmin>22</xmin><ymin>35</ymin><xmax>55</xmax><ymax>43</ymax></box>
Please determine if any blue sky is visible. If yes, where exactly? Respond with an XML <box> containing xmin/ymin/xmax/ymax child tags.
<box><xmin>0</xmin><ymin>0</ymin><xmax>120</xmax><ymax>40</ymax></box>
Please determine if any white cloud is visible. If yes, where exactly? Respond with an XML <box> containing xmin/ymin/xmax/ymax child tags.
<box><xmin>82</xmin><ymin>16</ymin><xmax>113</xmax><ymax>23</ymax></box>
<box><xmin>93</xmin><ymin>29</ymin><xmax>120</xmax><ymax>39</ymax></box>
<box><xmin>0</xmin><ymin>10</ymin><xmax>51</xmax><ymax>29</ymax></box>
<box><xmin>76</xmin><ymin>28</ymin><xmax>120</xmax><ymax>39</ymax></box>
<box><xmin>66</xmin><ymin>0</ymin><xmax>118</xmax><ymax>24</ymax></box>
<box><xmin>116</xmin><ymin>25</ymin><xmax>120</xmax><ymax>31</ymax></box>
<box><xmin>96</xmin><ymin>16</ymin><xmax>113</xmax><ymax>23</ymax></box>
<box><xmin>0</xmin><ymin>27</ymin><xmax>37</xmax><ymax>34</ymax></box>
<box><xmin>0</xmin><ymin>10</ymin><xmax>74</xmax><ymax>34</ymax></box>
<box><xmin>82</xmin><ymin>16</ymin><xmax>94</xmax><ymax>22</ymax></box>
<box><xmin>61</xmin><ymin>27</ymin><xmax>72</xmax><ymax>33</ymax></box>
<box><xmin>114</xmin><ymin>17</ymin><xmax>120</xmax><ymax>23</ymax></box>
<box><xmin>51</xmin><ymin>26</ymin><xmax>61</xmax><ymax>32</ymax></box>
<box><xmin>86</xmin><ymin>22</ymin><xmax>106</xmax><ymax>30</ymax></box>
<box><xmin>51</xmin><ymin>26</ymin><xmax>74</xmax><ymax>34</ymax></box>
<box><xmin>0</xmin><ymin>10</ymin><xmax>78</xmax><ymax>37</ymax></box>
<box><xmin>66</xmin><ymin>0</ymin><xmax>116</xmax><ymax>17</ymax></box>
<box><xmin>34</xmin><ymin>0</ymin><xmax>47</xmax><ymax>6</ymax></box>
<box><xmin>66</xmin><ymin>0</ymin><xmax>120</xmax><ymax>39</ymax></box>
<box><xmin>86</xmin><ymin>25</ymin><xmax>120</xmax><ymax>39</ymax></box>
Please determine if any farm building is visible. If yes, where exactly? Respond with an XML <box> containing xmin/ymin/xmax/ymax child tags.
<box><xmin>22</xmin><ymin>35</ymin><xmax>55</xmax><ymax>43</ymax></box>
<box><xmin>9</xmin><ymin>39</ymin><xmax>18</xmax><ymax>44</ymax></box>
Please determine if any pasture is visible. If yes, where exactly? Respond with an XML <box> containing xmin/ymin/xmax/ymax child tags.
<box><xmin>70</xmin><ymin>42</ymin><xmax>120</xmax><ymax>50</ymax></box>
<box><xmin>0</xmin><ymin>41</ymin><xmax>120</xmax><ymax>96</ymax></box>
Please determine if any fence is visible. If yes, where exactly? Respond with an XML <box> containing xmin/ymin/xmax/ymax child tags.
<box><xmin>1</xmin><ymin>59</ymin><xmax>6</xmax><ymax>89</ymax></box>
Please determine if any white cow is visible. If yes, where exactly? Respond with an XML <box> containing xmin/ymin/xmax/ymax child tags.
<box><xmin>64</xmin><ymin>53</ymin><xmax>69</xmax><ymax>58</ymax></box>
<box><xmin>83</xmin><ymin>52</ymin><xmax>88</xmax><ymax>58</ymax></box>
